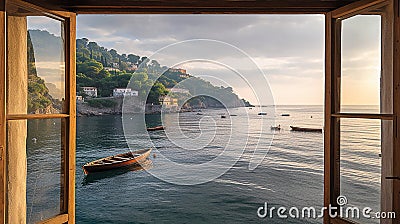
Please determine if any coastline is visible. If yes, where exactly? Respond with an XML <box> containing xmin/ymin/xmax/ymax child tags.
<box><xmin>76</xmin><ymin>96</ymin><xmax>252</xmax><ymax>117</ymax></box>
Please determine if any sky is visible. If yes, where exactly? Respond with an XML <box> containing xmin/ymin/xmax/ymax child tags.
<box><xmin>30</xmin><ymin>14</ymin><xmax>382</xmax><ymax>105</ymax></box>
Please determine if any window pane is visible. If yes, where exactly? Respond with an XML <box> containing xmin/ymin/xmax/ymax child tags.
<box><xmin>340</xmin><ymin>118</ymin><xmax>382</xmax><ymax>224</ymax></box>
<box><xmin>6</xmin><ymin>3</ymin><xmax>66</xmax><ymax>115</ymax></box>
<box><xmin>340</xmin><ymin>15</ymin><xmax>383</xmax><ymax>113</ymax></box>
<box><xmin>27</xmin><ymin>119</ymin><xmax>63</xmax><ymax>223</ymax></box>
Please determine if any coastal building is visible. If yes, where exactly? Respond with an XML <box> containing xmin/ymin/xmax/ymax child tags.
<box><xmin>126</xmin><ymin>62</ymin><xmax>137</xmax><ymax>71</ymax></box>
<box><xmin>159</xmin><ymin>96</ymin><xmax>178</xmax><ymax>107</ymax></box>
<box><xmin>82</xmin><ymin>87</ymin><xmax>98</xmax><ymax>97</ymax></box>
<box><xmin>113</xmin><ymin>88</ymin><xmax>138</xmax><ymax>97</ymax></box>
<box><xmin>179</xmin><ymin>73</ymin><xmax>190</xmax><ymax>79</ymax></box>
<box><xmin>76</xmin><ymin>95</ymin><xmax>84</xmax><ymax>102</ymax></box>
<box><xmin>104</xmin><ymin>67</ymin><xmax>120</xmax><ymax>72</ymax></box>
<box><xmin>167</xmin><ymin>88</ymin><xmax>190</xmax><ymax>94</ymax></box>
<box><xmin>112</xmin><ymin>62</ymin><xmax>119</xmax><ymax>68</ymax></box>
<box><xmin>168</xmin><ymin>68</ymin><xmax>187</xmax><ymax>74</ymax></box>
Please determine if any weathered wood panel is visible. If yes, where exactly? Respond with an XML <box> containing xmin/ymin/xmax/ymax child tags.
<box><xmin>23</xmin><ymin>0</ymin><xmax>359</xmax><ymax>14</ymax></box>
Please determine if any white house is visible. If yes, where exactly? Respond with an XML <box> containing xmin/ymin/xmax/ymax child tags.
<box><xmin>104</xmin><ymin>67</ymin><xmax>120</xmax><ymax>72</ymax></box>
<box><xmin>159</xmin><ymin>96</ymin><xmax>178</xmax><ymax>107</ymax></box>
<box><xmin>82</xmin><ymin>87</ymin><xmax>97</xmax><ymax>97</ymax></box>
<box><xmin>168</xmin><ymin>88</ymin><xmax>190</xmax><ymax>94</ymax></box>
<box><xmin>76</xmin><ymin>95</ymin><xmax>84</xmax><ymax>102</ymax></box>
<box><xmin>113</xmin><ymin>88</ymin><xmax>139</xmax><ymax>97</ymax></box>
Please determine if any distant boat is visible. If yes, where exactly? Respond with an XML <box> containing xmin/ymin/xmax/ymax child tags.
<box><xmin>82</xmin><ymin>149</ymin><xmax>152</xmax><ymax>174</ymax></box>
<box><xmin>221</xmin><ymin>115</ymin><xmax>227</xmax><ymax>118</ymax></box>
<box><xmin>290</xmin><ymin>126</ymin><xmax>322</xmax><ymax>133</ymax></box>
<box><xmin>258</xmin><ymin>112</ymin><xmax>267</xmax><ymax>115</ymax></box>
<box><xmin>147</xmin><ymin>126</ymin><xmax>165</xmax><ymax>131</ymax></box>
<box><xmin>230</xmin><ymin>114</ymin><xmax>238</xmax><ymax>117</ymax></box>
<box><xmin>196</xmin><ymin>113</ymin><xmax>203</xmax><ymax>115</ymax></box>
<box><xmin>281</xmin><ymin>114</ymin><xmax>290</xmax><ymax>117</ymax></box>
<box><xmin>271</xmin><ymin>125</ymin><xmax>281</xmax><ymax>131</ymax></box>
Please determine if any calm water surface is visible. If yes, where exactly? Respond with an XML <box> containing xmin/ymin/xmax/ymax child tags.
<box><xmin>26</xmin><ymin>106</ymin><xmax>381</xmax><ymax>223</ymax></box>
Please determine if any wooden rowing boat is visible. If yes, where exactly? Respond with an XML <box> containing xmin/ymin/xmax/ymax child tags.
<box><xmin>147</xmin><ymin>126</ymin><xmax>165</xmax><ymax>131</ymax></box>
<box><xmin>82</xmin><ymin>160</ymin><xmax>153</xmax><ymax>185</ymax></box>
<box><xmin>82</xmin><ymin>149</ymin><xmax>152</xmax><ymax>174</ymax></box>
<box><xmin>290</xmin><ymin>126</ymin><xmax>322</xmax><ymax>133</ymax></box>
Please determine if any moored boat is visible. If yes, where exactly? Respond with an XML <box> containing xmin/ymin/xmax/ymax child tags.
<box><xmin>82</xmin><ymin>149</ymin><xmax>152</xmax><ymax>174</ymax></box>
<box><xmin>147</xmin><ymin>126</ymin><xmax>165</xmax><ymax>131</ymax></box>
<box><xmin>290</xmin><ymin>126</ymin><xmax>322</xmax><ymax>133</ymax></box>
<box><xmin>258</xmin><ymin>112</ymin><xmax>267</xmax><ymax>115</ymax></box>
<box><xmin>281</xmin><ymin>114</ymin><xmax>290</xmax><ymax>117</ymax></box>
<box><xmin>271</xmin><ymin>125</ymin><xmax>281</xmax><ymax>131</ymax></box>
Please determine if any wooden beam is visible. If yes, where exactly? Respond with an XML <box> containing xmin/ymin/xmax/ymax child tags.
<box><xmin>331</xmin><ymin>0</ymin><xmax>388</xmax><ymax>18</ymax></box>
<box><xmin>6</xmin><ymin>113</ymin><xmax>69</xmax><ymax>120</ymax></box>
<box><xmin>324</xmin><ymin>11</ymin><xmax>334</xmax><ymax>224</ymax></box>
<box><xmin>391</xmin><ymin>0</ymin><xmax>400</xmax><ymax>223</ymax></box>
<box><xmin>23</xmin><ymin>0</ymin><xmax>359</xmax><ymax>14</ymax></box>
<box><xmin>36</xmin><ymin>214</ymin><xmax>68</xmax><ymax>224</ymax></box>
<box><xmin>331</xmin><ymin>113</ymin><xmax>395</xmax><ymax>120</ymax></box>
<box><xmin>0</xmin><ymin>2</ymin><xmax>5</xmax><ymax>224</ymax></box>
<box><xmin>380</xmin><ymin>2</ymin><xmax>394</xmax><ymax>224</ymax></box>
<box><xmin>66</xmin><ymin>13</ymin><xmax>77</xmax><ymax>224</ymax></box>
<box><xmin>6</xmin><ymin>14</ymin><xmax>28</xmax><ymax>223</ymax></box>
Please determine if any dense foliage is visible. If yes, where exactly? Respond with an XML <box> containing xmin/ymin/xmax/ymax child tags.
<box><xmin>76</xmin><ymin>38</ymin><xmax>247</xmax><ymax>107</ymax></box>
<box><xmin>86</xmin><ymin>99</ymin><xmax>117</xmax><ymax>108</ymax></box>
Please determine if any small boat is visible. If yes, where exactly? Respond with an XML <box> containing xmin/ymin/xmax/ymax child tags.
<box><xmin>281</xmin><ymin>114</ymin><xmax>290</xmax><ymax>117</ymax></box>
<box><xmin>147</xmin><ymin>126</ymin><xmax>165</xmax><ymax>131</ymax></box>
<box><xmin>82</xmin><ymin>160</ymin><xmax>153</xmax><ymax>185</ymax></box>
<box><xmin>230</xmin><ymin>114</ymin><xmax>238</xmax><ymax>117</ymax></box>
<box><xmin>271</xmin><ymin>125</ymin><xmax>281</xmax><ymax>131</ymax></box>
<box><xmin>290</xmin><ymin>126</ymin><xmax>322</xmax><ymax>133</ymax></box>
<box><xmin>258</xmin><ymin>112</ymin><xmax>267</xmax><ymax>115</ymax></box>
<box><xmin>82</xmin><ymin>149</ymin><xmax>152</xmax><ymax>174</ymax></box>
<box><xmin>221</xmin><ymin>115</ymin><xmax>227</xmax><ymax>118</ymax></box>
<box><xmin>196</xmin><ymin>113</ymin><xmax>204</xmax><ymax>115</ymax></box>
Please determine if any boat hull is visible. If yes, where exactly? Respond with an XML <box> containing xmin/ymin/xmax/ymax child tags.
<box><xmin>147</xmin><ymin>126</ymin><xmax>164</xmax><ymax>131</ymax></box>
<box><xmin>83</xmin><ymin>149</ymin><xmax>152</xmax><ymax>174</ymax></box>
<box><xmin>290</xmin><ymin>126</ymin><xmax>322</xmax><ymax>133</ymax></box>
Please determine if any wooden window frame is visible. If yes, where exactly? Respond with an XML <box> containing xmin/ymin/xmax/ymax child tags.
<box><xmin>0</xmin><ymin>0</ymin><xmax>76</xmax><ymax>223</ymax></box>
<box><xmin>0</xmin><ymin>0</ymin><xmax>398</xmax><ymax>223</ymax></box>
<box><xmin>325</xmin><ymin>0</ymin><xmax>399</xmax><ymax>223</ymax></box>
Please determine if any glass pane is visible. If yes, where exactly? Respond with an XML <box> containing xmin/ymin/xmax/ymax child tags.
<box><xmin>340</xmin><ymin>15</ymin><xmax>383</xmax><ymax>113</ymax></box>
<box><xmin>340</xmin><ymin>118</ymin><xmax>382</xmax><ymax>224</ymax></box>
<box><xmin>29</xmin><ymin>119</ymin><xmax>63</xmax><ymax>223</ymax></box>
<box><xmin>6</xmin><ymin>3</ymin><xmax>66</xmax><ymax>115</ymax></box>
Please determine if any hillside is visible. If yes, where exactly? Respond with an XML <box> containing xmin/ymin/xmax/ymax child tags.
<box><xmin>27</xmin><ymin>31</ymin><xmax>61</xmax><ymax>114</ymax></box>
<box><xmin>76</xmin><ymin>38</ymin><xmax>250</xmax><ymax>108</ymax></box>
<box><xmin>26</xmin><ymin>30</ymin><xmax>252</xmax><ymax>113</ymax></box>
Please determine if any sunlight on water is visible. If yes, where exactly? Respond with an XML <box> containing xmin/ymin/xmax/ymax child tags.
<box><xmin>26</xmin><ymin>105</ymin><xmax>382</xmax><ymax>223</ymax></box>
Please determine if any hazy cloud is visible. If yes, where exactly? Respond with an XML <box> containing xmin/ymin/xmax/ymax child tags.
<box><xmin>74</xmin><ymin>14</ymin><xmax>379</xmax><ymax>105</ymax></box>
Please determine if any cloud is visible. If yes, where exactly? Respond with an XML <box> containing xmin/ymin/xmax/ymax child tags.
<box><xmin>75</xmin><ymin>14</ymin><xmax>379</xmax><ymax>105</ymax></box>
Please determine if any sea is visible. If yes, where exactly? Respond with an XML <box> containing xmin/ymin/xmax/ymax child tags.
<box><xmin>25</xmin><ymin>105</ymin><xmax>382</xmax><ymax>224</ymax></box>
